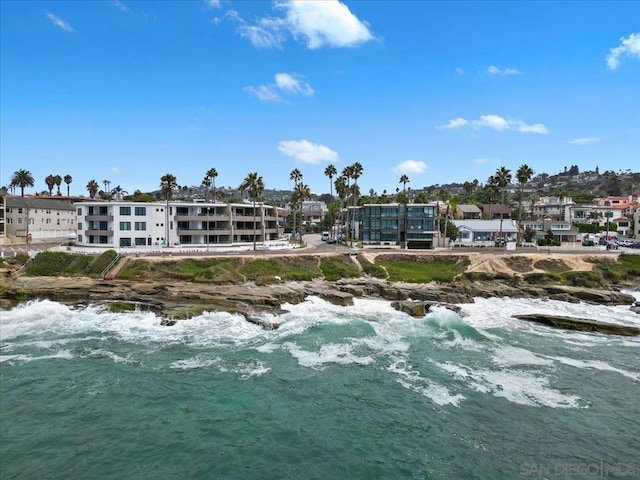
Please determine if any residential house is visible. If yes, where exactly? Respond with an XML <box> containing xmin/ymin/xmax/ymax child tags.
<box><xmin>3</xmin><ymin>196</ymin><xmax>76</xmax><ymax>244</ymax></box>
<box><xmin>300</xmin><ymin>200</ymin><xmax>327</xmax><ymax>225</ymax></box>
<box><xmin>521</xmin><ymin>219</ymin><xmax>579</xmax><ymax>244</ymax></box>
<box><xmin>533</xmin><ymin>196</ymin><xmax>574</xmax><ymax>220</ymax></box>
<box><xmin>482</xmin><ymin>204</ymin><xmax>511</xmax><ymax>220</ymax></box>
<box><xmin>357</xmin><ymin>203</ymin><xmax>438</xmax><ymax>249</ymax></box>
<box><xmin>452</xmin><ymin>219</ymin><xmax>518</xmax><ymax>244</ymax></box>
<box><xmin>455</xmin><ymin>204</ymin><xmax>481</xmax><ymax>220</ymax></box>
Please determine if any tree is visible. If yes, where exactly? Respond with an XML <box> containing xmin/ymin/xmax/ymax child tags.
<box><xmin>350</xmin><ymin>162</ymin><xmax>363</xmax><ymax>245</ymax></box>
<box><xmin>45</xmin><ymin>175</ymin><xmax>56</xmax><ymax>195</ymax></box>
<box><xmin>102</xmin><ymin>180</ymin><xmax>111</xmax><ymax>199</ymax></box>
<box><xmin>516</xmin><ymin>164</ymin><xmax>534</xmax><ymax>238</ymax></box>
<box><xmin>11</xmin><ymin>169</ymin><xmax>35</xmax><ymax>197</ymax></box>
<box><xmin>293</xmin><ymin>182</ymin><xmax>311</xmax><ymax>244</ymax></box>
<box><xmin>86</xmin><ymin>180</ymin><xmax>99</xmax><ymax>198</ymax></box>
<box><xmin>494</xmin><ymin>166</ymin><xmax>512</xmax><ymax>204</ymax></box>
<box><xmin>64</xmin><ymin>174</ymin><xmax>72</xmax><ymax>197</ymax></box>
<box><xmin>289</xmin><ymin>169</ymin><xmax>303</xmax><ymax>241</ymax></box>
<box><xmin>324</xmin><ymin>164</ymin><xmax>337</xmax><ymax>198</ymax></box>
<box><xmin>239</xmin><ymin>172</ymin><xmax>265</xmax><ymax>251</ymax></box>
<box><xmin>160</xmin><ymin>173</ymin><xmax>177</xmax><ymax>200</ymax></box>
<box><xmin>399</xmin><ymin>174</ymin><xmax>410</xmax><ymax>192</ymax></box>
<box><xmin>334</xmin><ymin>175</ymin><xmax>348</xmax><ymax>242</ymax></box>
<box><xmin>53</xmin><ymin>175</ymin><xmax>62</xmax><ymax>195</ymax></box>
<box><xmin>206</xmin><ymin>168</ymin><xmax>218</xmax><ymax>201</ymax></box>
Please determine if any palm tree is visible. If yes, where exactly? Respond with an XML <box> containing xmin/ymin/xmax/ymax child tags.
<box><xmin>160</xmin><ymin>174</ymin><xmax>177</xmax><ymax>200</ymax></box>
<box><xmin>334</xmin><ymin>175</ymin><xmax>348</xmax><ymax>242</ymax></box>
<box><xmin>206</xmin><ymin>168</ymin><xmax>218</xmax><ymax>201</ymax></box>
<box><xmin>201</xmin><ymin>176</ymin><xmax>211</xmax><ymax>198</ymax></box>
<box><xmin>239</xmin><ymin>172</ymin><xmax>265</xmax><ymax>251</ymax></box>
<box><xmin>53</xmin><ymin>175</ymin><xmax>62</xmax><ymax>195</ymax></box>
<box><xmin>45</xmin><ymin>175</ymin><xmax>56</xmax><ymax>195</ymax></box>
<box><xmin>293</xmin><ymin>182</ymin><xmax>311</xmax><ymax>244</ymax></box>
<box><xmin>324</xmin><ymin>164</ymin><xmax>337</xmax><ymax>236</ymax></box>
<box><xmin>350</xmin><ymin>162</ymin><xmax>363</xmax><ymax>245</ymax></box>
<box><xmin>324</xmin><ymin>164</ymin><xmax>337</xmax><ymax>198</ymax></box>
<box><xmin>11</xmin><ymin>169</ymin><xmax>35</xmax><ymax>197</ymax></box>
<box><xmin>494</xmin><ymin>166</ymin><xmax>512</xmax><ymax>204</ymax></box>
<box><xmin>102</xmin><ymin>179</ymin><xmax>111</xmax><ymax>199</ymax></box>
<box><xmin>399</xmin><ymin>174</ymin><xmax>410</xmax><ymax>192</ymax></box>
<box><xmin>516</xmin><ymin>164</ymin><xmax>534</xmax><ymax>235</ymax></box>
<box><xmin>64</xmin><ymin>174</ymin><xmax>72</xmax><ymax>197</ymax></box>
<box><xmin>289</xmin><ymin>169</ymin><xmax>303</xmax><ymax>241</ymax></box>
<box><xmin>341</xmin><ymin>166</ymin><xmax>354</xmax><ymax>242</ymax></box>
<box><xmin>86</xmin><ymin>180</ymin><xmax>99</xmax><ymax>198</ymax></box>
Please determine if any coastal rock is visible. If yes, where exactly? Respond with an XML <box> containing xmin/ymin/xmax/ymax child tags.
<box><xmin>513</xmin><ymin>314</ymin><xmax>640</xmax><ymax>336</ymax></box>
<box><xmin>542</xmin><ymin>286</ymin><xmax>635</xmax><ymax>305</ymax></box>
<box><xmin>391</xmin><ymin>301</ymin><xmax>425</xmax><ymax>317</ymax></box>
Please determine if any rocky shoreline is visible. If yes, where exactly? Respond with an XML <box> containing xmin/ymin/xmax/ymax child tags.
<box><xmin>2</xmin><ymin>274</ymin><xmax>638</xmax><ymax>333</ymax></box>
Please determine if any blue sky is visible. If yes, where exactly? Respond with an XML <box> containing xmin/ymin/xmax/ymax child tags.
<box><xmin>1</xmin><ymin>0</ymin><xmax>639</xmax><ymax>197</ymax></box>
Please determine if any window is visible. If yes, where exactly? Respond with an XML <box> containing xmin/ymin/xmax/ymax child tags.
<box><xmin>17</xmin><ymin>208</ymin><xmax>23</xmax><ymax>214</ymax></box>
<box><xmin>135</xmin><ymin>206</ymin><xmax>146</xmax><ymax>216</ymax></box>
<box><xmin>120</xmin><ymin>222</ymin><xmax>132</xmax><ymax>231</ymax></box>
<box><xmin>78</xmin><ymin>223</ymin><xmax>82</xmax><ymax>230</ymax></box>
<box><xmin>77</xmin><ymin>234</ymin><xmax>83</xmax><ymax>242</ymax></box>
<box><xmin>120</xmin><ymin>238</ymin><xmax>132</xmax><ymax>247</ymax></box>
<box><xmin>17</xmin><ymin>218</ymin><xmax>23</xmax><ymax>224</ymax></box>
<box><xmin>77</xmin><ymin>208</ymin><xmax>82</xmax><ymax>215</ymax></box>
<box><xmin>135</xmin><ymin>222</ymin><xmax>146</xmax><ymax>231</ymax></box>
<box><xmin>120</xmin><ymin>206</ymin><xmax>131</xmax><ymax>215</ymax></box>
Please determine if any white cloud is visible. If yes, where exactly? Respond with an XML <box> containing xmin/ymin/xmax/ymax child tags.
<box><xmin>277</xmin><ymin>140</ymin><xmax>339</xmax><ymax>164</ymax></box>
<box><xmin>569</xmin><ymin>136</ymin><xmax>603</xmax><ymax>145</ymax></box>
<box><xmin>111</xmin><ymin>167</ymin><xmax>122</xmax><ymax>175</ymax></box>
<box><xmin>245</xmin><ymin>73</ymin><xmax>314</xmax><ymax>101</ymax></box>
<box><xmin>487</xmin><ymin>65</ymin><xmax>521</xmax><ymax>76</ymax></box>
<box><xmin>112</xmin><ymin>0</ymin><xmax>130</xmax><ymax>13</ymax></box>
<box><xmin>392</xmin><ymin>160</ymin><xmax>427</xmax><ymax>174</ymax></box>
<box><xmin>227</xmin><ymin>1</ymin><xmax>374</xmax><ymax>49</ymax></box>
<box><xmin>516</xmin><ymin>121</ymin><xmax>549</xmax><ymax>134</ymax></box>
<box><xmin>438</xmin><ymin>117</ymin><xmax>468</xmax><ymax>129</ymax></box>
<box><xmin>448</xmin><ymin>114</ymin><xmax>550</xmax><ymax>134</ymax></box>
<box><xmin>473</xmin><ymin>158</ymin><xmax>490</xmax><ymax>165</ymax></box>
<box><xmin>606</xmin><ymin>33</ymin><xmax>640</xmax><ymax>70</ymax></box>
<box><xmin>279</xmin><ymin>0</ymin><xmax>374</xmax><ymax>49</ymax></box>
<box><xmin>455</xmin><ymin>67</ymin><xmax>464</xmax><ymax>76</ymax></box>
<box><xmin>472</xmin><ymin>114</ymin><xmax>510</xmax><ymax>131</ymax></box>
<box><xmin>203</xmin><ymin>0</ymin><xmax>220</xmax><ymax>8</ymax></box>
<box><xmin>243</xmin><ymin>85</ymin><xmax>281</xmax><ymax>102</ymax></box>
<box><xmin>274</xmin><ymin>73</ymin><xmax>314</xmax><ymax>96</ymax></box>
<box><xmin>45</xmin><ymin>12</ymin><xmax>75</xmax><ymax>32</ymax></box>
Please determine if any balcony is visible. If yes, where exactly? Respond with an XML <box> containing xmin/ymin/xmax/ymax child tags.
<box><xmin>85</xmin><ymin>215</ymin><xmax>113</xmax><ymax>222</ymax></box>
<box><xmin>85</xmin><ymin>229</ymin><xmax>114</xmax><ymax>237</ymax></box>
<box><xmin>177</xmin><ymin>228</ymin><xmax>231</xmax><ymax>236</ymax></box>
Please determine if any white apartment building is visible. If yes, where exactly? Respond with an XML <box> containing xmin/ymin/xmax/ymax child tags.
<box><xmin>75</xmin><ymin>201</ymin><xmax>283</xmax><ymax>248</ymax></box>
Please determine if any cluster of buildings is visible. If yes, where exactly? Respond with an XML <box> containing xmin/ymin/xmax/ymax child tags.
<box><xmin>1</xmin><ymin>192</ymin><xmax>638</xmax><ymax>250</ymax></box>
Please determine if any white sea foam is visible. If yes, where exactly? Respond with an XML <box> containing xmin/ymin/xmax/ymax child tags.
<box><xmin>283</xmin><ymin>341</ymin><xmax>375</xmax><ymax>369</ymax></box>
<box><xmin>389</xmin><ymin>359</ymin><xmax>465</xmax><ymax>406</ymax></box>
<box><xmin>0</xmin><ymin>349</ymin><xmax>73</xmax><ymax>363</ymax></box>
<box><xmin>170</xmin><ymin>356</ymin><xmax>222</xmax><ymax>370</ymax></box>
<box><xmin>547</xmin><ymin>356</ymin><xmax>640</xmax><ymax>381</ymax></box>
<box><xmin>491</xmin><ymin>346</ymin><xmax>555</xmax><ymax>366</ymax></box>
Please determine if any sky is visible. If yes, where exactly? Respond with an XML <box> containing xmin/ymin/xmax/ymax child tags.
<box><xmin>1</xmin><ymin>0</ymin><xmax>639</xmax><ymax>197</ymax></box>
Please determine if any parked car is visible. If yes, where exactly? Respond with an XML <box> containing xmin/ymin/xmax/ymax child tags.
<box><xmin>326</xmin><ymin>237</ymin><xmax>337</xmax><ymax>244</ymax></box>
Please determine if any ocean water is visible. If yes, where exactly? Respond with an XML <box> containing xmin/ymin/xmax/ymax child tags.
<box><xmin>1</xmin><ymin>293</ymin><xmax>639</xmax><ymax>480</ymax></box>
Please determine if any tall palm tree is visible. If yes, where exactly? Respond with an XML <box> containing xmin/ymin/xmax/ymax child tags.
<box><xmin>399</xmin><ymin>174</ymin><xmax>410</xmax><ymax>192</ymax></box>
<box><xmin>350</xmin><ymin>162</ymin><xmax>363</xmax><ymax>245</ymax></box>
<box><xmin>289</xmin><ymin>169</ymin><xmax>303</xmax><ymax>241</ymax></box>
<box><xmin>324</xmin><ymin>164</ymin><xmax>337</xmax><ymax>236</ymax></box>
<box><xmin>334</xmin><ymin>175</ymin><xmax>348</xmax><ymax>242</ymax></box>
<box><xmin>324</xmin><ymin>164</ymin><xmax>337</xmax><ymax>198</ymax></box>
<box><xmin>102</xmin><ymin>180</ymin><xmax>111</xmax><ymax>199</ymax></box>
<box><xmin>206</xmin><ymin>167</ymin><xmax>218</xmax><ymax>201</ymax></box>
<box><xmin>201</xmin><ymin>176</ymin><xmax>211</xmax><ymax>198</ymax></box>
<box><xmin>64</xmin><ymin>174</ymin><xmax>72</xmax><ymax>197</ymax></box>
<box><xmin>341</xmin><ymin>166</ymin><xmax>353</xmax><ymax>242</ymax></box>
<box><xmin>53</xmin><ymin>175</ymin><xmax>62</xmax><ymax>195</ymax></box>
<box><xmin>494</xmin><ymin>166</ymin><xmax>512</xmax><ymax>204</ymax></box>
<box><xmin>45</xmin><ymin>175</ymin><xmax>56</xmax><ymax>195</ymax></box>
<box><xmin>11</xmin><ymin>169</ymin><xmax>35</xmax><ymax>197</ymax></box>
<box><xmin>293</xmin><ymin>182</ymin><xmax>311</xmax><ymax>244</ymax></box>
<box><xmin>86</xmin><ymin>179</ymin><xmax>99</xmax><ymax>198</ymax></box>
<box><xmin>239</xmin><ymin>172</ymin><xmax>265</xmax><ymax>251</ymax></box>
<box><xmin>160</xmin><ymin>174</ymin><xmax>177</xmax><ymax>200</ymax></box>
<box><xmin>516</xmin><ymin>164</ymin><xmax>534</xmax><ymax>234</ymax></box>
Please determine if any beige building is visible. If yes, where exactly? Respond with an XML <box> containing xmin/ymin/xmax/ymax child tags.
<box><xmin>2</xmin><ymin>196</ymin><xmax>76</xmax><ymax>244</ymax></box>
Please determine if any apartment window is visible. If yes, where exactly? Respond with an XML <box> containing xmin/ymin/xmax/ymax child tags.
<box><xmin>135</xmin><ymin>207</ymin><xmax>146</xmax><ymax>216</ymax></box>
<box><xmin>77</xmin><ymin>208</ymin><xmax>82</xmax><ymax>215</ymax></box>
<box><xmin>120</xmin><ymin>206</ymin><xmax>131</xmax><ymax>215</ymax></box>
<box><xmin>135</xmin><ymin>222</ymin><xmax>146</xmax><ymax>231</ymax></box>
<box><xmin>77</xmin><ymin>235</ymin><xmax>83</xmax><ymax>242</ymax></box>
<box><xmin>17</xmin><ymin>208</ymin><xmax>23</xmax><ymax>214</ymax></box>
<box><xmin>17</xmin><ymin>218</ymin><xmax>23</xmax><ymax>224</ymax></box>
<box><xmin>78</xmin><ymin>223</ymin><xmax>82</xmax><ymax>230</ymax></box>
<box><xmin>6</xmin><ymin>218</ymin><xmax>12</xmax><ymax>224</ymax></box>
<box><xmin>120</xmin><ymin>238</ymin><xmax>132</xmax><ymax>247</ymax></box>
<box><xmin>120</xmin><ymin>222</ymin><xmax>132</xmax><ymax>231</ymax></box>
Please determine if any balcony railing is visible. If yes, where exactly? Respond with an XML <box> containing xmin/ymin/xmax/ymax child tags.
<box><xmin>85</xmin><ymin>229</ymin><xmax>114</xmax><ymax>237</ymax></box>
<box><xmin>85</xmin><ymin>215</ymin><xmax>113</xmax><ymax>222</ymax></box>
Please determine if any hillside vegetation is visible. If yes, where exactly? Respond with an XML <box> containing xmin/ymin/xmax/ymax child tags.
<box><xmin>18</xmin><ymin>251</ymin><xmax>640</xmax><ymax>288</ymax></box>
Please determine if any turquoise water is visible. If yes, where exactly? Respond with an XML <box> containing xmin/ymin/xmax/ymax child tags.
<box><xmin>2</xmin><ymin>295</ymin><xmax>639</xmax><ymax>479</ymax></box>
